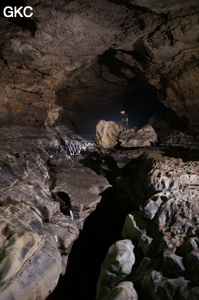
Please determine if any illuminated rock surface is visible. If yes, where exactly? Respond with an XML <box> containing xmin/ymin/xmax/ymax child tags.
<box><xmin>95</xmin><ymin>120</ymin><xmax>123</xmax><ymax>150</ymax></box>
<box><xmin>118</xmin><ymin>124</ymin><xmax>157</xmax><ymax>147</ymax></box>
<box><xmin>0</xmin><ymin>127</ymin><xmax>108</xmax><ymax>300</ymax></box>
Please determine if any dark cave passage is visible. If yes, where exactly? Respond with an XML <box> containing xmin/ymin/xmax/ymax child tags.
<box><xmin>56</xmin><ymin>79</ymin><xmax>188</xmax><ymax>140</ymax></box>
<box><xmin>121</xmin><ymin>88</ymin><xmax>168</xmax><ymax>128</ymax></box>
<box><xmin>47</xmin><ymin>153</ymin><xmax>154</xmax><ymax>300</ymax></box>
<box><xmin>118</xmin><ymin>87</ymin><xmax>189</xmax><ymax>131</ymax></box>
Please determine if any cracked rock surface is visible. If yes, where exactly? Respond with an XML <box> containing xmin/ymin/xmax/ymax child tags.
<box><xmin>0</xmin><ymin>126</ymin><xmax>109</xmax><ymax>300</ymax></box>
<box><xmin>98</xmin><ymin>148</ymin><xmax>199</xmax><ymax>300</ymax></box>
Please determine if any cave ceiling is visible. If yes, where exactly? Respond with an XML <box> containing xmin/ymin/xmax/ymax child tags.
<box><xmin>0</xmin><ymin>0</ymin><xmax>199</xmax><ymax>134</ymax></box>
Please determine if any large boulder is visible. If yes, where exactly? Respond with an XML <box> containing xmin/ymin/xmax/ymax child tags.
<box><xmin>95</xmin><ymin>120</ymin><xmax>123</xmax><ymax>150</ymax></box>
<box><xmin>95</xmin><ymin>121</ymin><xmax>157</xmax><ymax>150</ymax></box>
<box><xmin>118</xmin><ymin>124</ymin><xmax>157</xmax><ymax>148</ymax></box>
<box><xmin>0</xmin><ymin>127</ymin><xmax>97</xmax><ymax>300</ymax></box>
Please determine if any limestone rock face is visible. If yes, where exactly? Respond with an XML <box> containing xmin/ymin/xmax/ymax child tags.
<box><xmin>129</xmin><ymin>0</ymin><xmax>198</xmax><ymax>13</ymax></box>
<box><xmin>0</xmin><ymin>0</ymin><xmax>198</xmax><ymax>132</ymax></box>
<box><xmin>0</xmin><ymin>149</ymin><xmax>79</xmax><ymax>299</ymax></box>
<box><xmin>118</xmin><ymin>124</ymin><xmax>157</xmax><ymax>147</ymax></box>
<box><xmin>0</xmin><ymin>126</ymin><xmax>106</xmax><ymax>300</ymax></box>
<box><xmin>160</xmin><ymin>130</ymin><xmax>199</xmax><ymax>148</ymax></box>
<box><xmin>95</xmin><ymin>120</ymin><xmax>123</xmax><ymax>150</ymax></box>
<box><xmin>94</xmin><ymin>147</ymin><xmax>199</xmax><ymax>300</ymax></box>
<box><xmin>52</xmin><ymin>165</ymin><xmax>111</xmax><ymax>229</ymax></box>
<box><xmin>120</xmin><ymin>150</ymin><xmax>199</xmax><ymax>299</ymax></box>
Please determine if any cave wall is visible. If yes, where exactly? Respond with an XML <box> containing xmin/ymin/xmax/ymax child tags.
<box><xmin>0</xmin><ymin>0</ymin><xmax>199</xmax><ymax>132</ymax></box>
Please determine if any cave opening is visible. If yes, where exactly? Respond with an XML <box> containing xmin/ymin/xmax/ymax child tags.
<box><xmin>119</xmin><ymin>86</ymin><xmax>189</xmax><ymax>133</ymax></box>
<box><xmin>55</xmin><ymin>46</ymin><xmax>189</xmax><ymax>139</ymax></box>
<box><xmin>56</xmin><ymin>82</ymin><xmax>187</xmax><ymax>140</ymax></box>
<box><xmin>118</xmin><ymin>87</ymin><xmax>168</xmax><ymax>128</ymax></box>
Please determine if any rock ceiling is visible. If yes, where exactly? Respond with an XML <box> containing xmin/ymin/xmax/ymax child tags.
<box><xmin>0</xmin><ymin>0</ymin><xmax>199</xmax><ymax>133</ymax></box>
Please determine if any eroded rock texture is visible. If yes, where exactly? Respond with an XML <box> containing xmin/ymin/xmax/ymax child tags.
<box><xmin>0</xmin><ymin>0</ymin><xmax>199</xmax><ymax>133</ymax></box>
<box><xmin>0</xmin><ymin>0</ymin><xmax>199</xmax><ymax>299</ymax></box>
<box><xmin>96</xmin><ymin>239</ymin><xmax>136</xmax><ymax>300</ymax></box>
<box><xmin>118</xmin><ymin>124</ymin><xmax>157</xmax><ymax>147</ymax></box>
<box><xmin>95</xmin><ymin>120</ymin><xmax>123</xmax><ymax>150</ymax></box>
<box><xmin>95</xmin><ymin>120</ymin><xmax>158</xmax><ymax>149</ymax></box>
<box><xmin>97</xmin><ymin>148</ymin><xmax>199</xmax><ymax>300</ymax></box>
<box><xmin>0</xmin><ymin>127</ymin><xmax>109</xmax><ymax>300</ymax></box>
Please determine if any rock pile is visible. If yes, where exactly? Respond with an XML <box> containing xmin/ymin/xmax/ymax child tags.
<box><xmin>160</xmin><ymin>130</ymin><xmax>199</xmax><ymax>148</ymax></box>
<box><xmin>97</xmin><ymin>149</ymin><xmax>199</xmax><ymax>300</ymax></box>
<box><xmin>118</xmin><ymin>124</ymin><xmax>157</xmax><ymax>148</ymax></box>
<box><xmin>95</xmin><ymin>120</ymin><xmax>157</xmax><ymax>150</ymax></box>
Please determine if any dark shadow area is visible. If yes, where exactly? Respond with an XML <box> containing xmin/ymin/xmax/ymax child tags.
<box><xmin>121</xmin><ymin>89</ymin><xmax>189</xmax><ymax>130</ymax></box>
<box><xmin>0</xmin><ymin>0</ymin><xmax>37</xmax><ymax>36</ymax></box>
<box><xmin>98</xmin><ymin>48</ymin><xmax>189</xmax><ymax>132</ymax></box>
<box><xmin>56</xmin><ymin>192</ymin><xmax>71</xmax><ymax>206</ymax></box>
<box><xmin>163</xmin><ymin>146</ymin><xmax>199</xmax><ymax>162</ymax></box>
<box><xmin>52</xmin><ymin>191</ymin><xmax>72</xmax><ymax>216</ymax></box>
<box><xmin>47</xmin><ymin>187</ymin><xmax>133</xmax><ymax>300</ymax></box>
<box><xmin>107</xmin><ymin>0</ymin><xmax>151</xmax><ymax>14</ymax></box>
<box><xmin>47</xmin><ymin>153</ymin><xmax>155</xmax><ymax>300</ymax></box>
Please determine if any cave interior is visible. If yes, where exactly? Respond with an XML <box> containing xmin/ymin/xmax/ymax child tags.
<box><xmin>0</xmin><ymin>1</ymin><xmax>199</xmax><ymax>300</ymax></box>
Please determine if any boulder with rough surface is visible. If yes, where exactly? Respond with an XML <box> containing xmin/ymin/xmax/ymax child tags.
<box><xmin>95</xmin><ymin>120</ymin><xmax>123</xmax><ymax>150</ymax></box>
<box><xmin>118</xmin><ymin>124</ymin><xmax>157</xmax><ymax>148</ymax></box>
